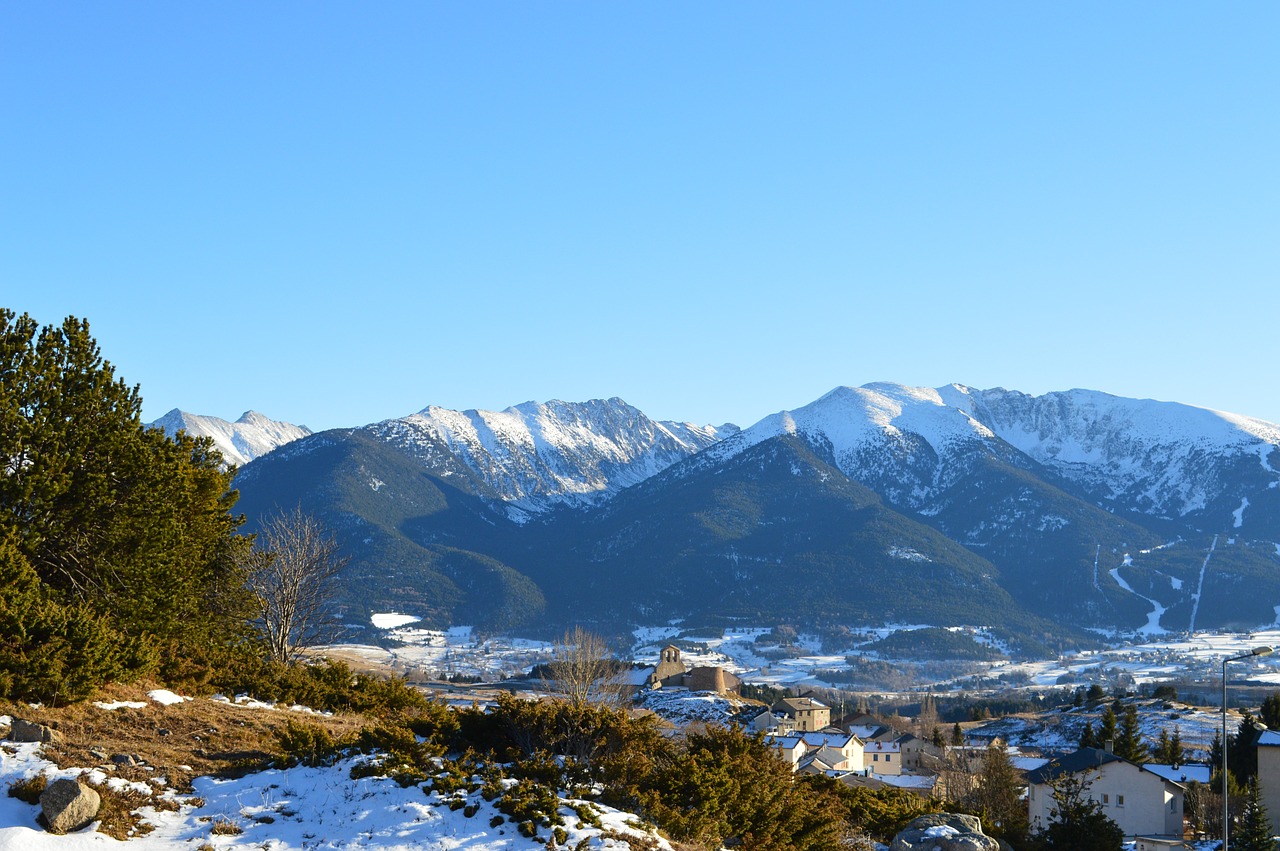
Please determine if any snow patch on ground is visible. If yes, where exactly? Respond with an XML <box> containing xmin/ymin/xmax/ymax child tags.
<box><xmin>0</xmin><ymin>740</ymin><xmax>671</xmax><ymax>851</ymax></box>
<box><xmin>1234</xmin><ymin>497</ymin><xmax>1250</xmax><ymax>528</ymax></box>
<box><xmin>371</xmin><ymin>612</ymin><xmax>422</xmax><ymax>629</ymax></box>
<box><xmin>147</xmin><ymin>690</ymin><xmax>191</xmax><ymax>707</ymax></box>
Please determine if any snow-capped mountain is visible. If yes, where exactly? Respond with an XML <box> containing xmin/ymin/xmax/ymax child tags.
<box><xmin>149</xmin><ymin>409</ymin><xmax>312</xmax><ymax>468</ymax></box>
<box><xmin>958</xmin><ymin>386</ymin><xmax>1280</xmax><ymax>527</ymax></box>
<box><xmin>706</xmin><ymin>382</ymin><xmax>1280</xmax><ymax>532</ymax></box>
<box><xmin>363</xmin><ymin>397</ymin><xmax>736</xmax><ymax>514</ymax></box>
<box><xmin>702</xmin><ymin>383</ymin><xmax>1022</xmax><ymax>510</ymax></box>
<box><xmin>220</xmin><ymin>384</ymin><xmax>1280</xmax><ymax>638</ymax></box>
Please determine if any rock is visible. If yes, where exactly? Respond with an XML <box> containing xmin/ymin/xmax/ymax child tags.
<box><xmin>40</xmin><ymin>778</ymin><xmax>101</xmax><ymax>834</ymax></box>
<box><xmin>111</xmin><ymin>753</ymin><xmax>140</xmax><ymax>767</ymax></box>
<box><xmin>8</xmin><ymin>718</ymin><xmax>62</xmax><ymax>744</ymax></box>
<box><xmin>889</xmin><ymin>813</ymin><xmax>1000</xmax><ymax>851</ymax></box>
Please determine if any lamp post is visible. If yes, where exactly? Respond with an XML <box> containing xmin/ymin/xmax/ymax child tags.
<box><xmin>1223</xmin><ymin>646</ymin><xmax>1273</xmax><ymax>851</ymax></box>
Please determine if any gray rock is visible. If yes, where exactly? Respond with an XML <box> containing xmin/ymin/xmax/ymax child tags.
<box><xmin>889</xmin><ymin>813</ymin><xmax>1000</xmax><ymax>851</ymax></box>
<box><xmin>9</xmin><ymin>718</ymin><xmax>61</xmax><ymax>744</ymax></box>
<box><xmin>111</xmin><ymin>753</ymin><xmax>139</xmax><ymax>767</ymax></box>
<box><xmin>40</xmin><ymin>778</ymin><xmax>101</xmax><ymax>834</ymax></box>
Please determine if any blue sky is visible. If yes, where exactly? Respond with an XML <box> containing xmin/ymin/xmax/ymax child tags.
<box><xmin>4</xmin><ymin>3</ymin><xmax>1277</xmax><ymax>431</ymax></box>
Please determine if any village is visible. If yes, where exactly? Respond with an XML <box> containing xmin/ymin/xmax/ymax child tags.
<box><xmin>380</xmin><ymin>635</ymin><xmax>1280</xmax><ymax>850</ymax></box>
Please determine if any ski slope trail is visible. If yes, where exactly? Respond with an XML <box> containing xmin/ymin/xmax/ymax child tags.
<box><xmin>1188</xmin><ymin>535</ymin><xmax>1219</xmax><ymax>633</ymax></box>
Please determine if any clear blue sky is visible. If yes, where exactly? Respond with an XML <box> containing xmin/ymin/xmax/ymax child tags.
<box><xmin>4</xmin><ymin>3</ymin><xmax>1278</xmax><ymax>431</ymax></box>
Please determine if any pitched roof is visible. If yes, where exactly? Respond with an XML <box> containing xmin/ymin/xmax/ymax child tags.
<box><xmin>1024</xmin><ymin>747</ymin><xmax>1188</xmax><ymax>789</ymax></box>
<box><xmin>1024</xmin><ymin>747</ymin><xmax>1126</xmax><ymax>784</ymax></box>
<box><xmin>1142</xmin><ymin>763</ymin><xmax>1212</xmax><ymax>785</ymax></box>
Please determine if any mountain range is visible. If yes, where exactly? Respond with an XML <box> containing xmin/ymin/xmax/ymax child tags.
<box><xmin>151</xmin><ymin>384</ymin><xmax>1280</xmax><ymax>654</ymax></box>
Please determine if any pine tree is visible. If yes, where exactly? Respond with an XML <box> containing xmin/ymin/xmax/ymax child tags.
<box><xmin>1097</xmin><ymin>705</ymin><xmax>1119</xmax><ymax>749</ymax></box>
<box><xmin>1231</xmin><ymin>712</ymin><xmax>1265</xmax><ymax>784</ymax></box>
<box><xmin>1116</xmin><ymin>704</ymin><xmax>1148</xmax><ymax>763</ymax></box>
<box><xmin>1079</xmin><ymin>722</ymin><xmax>1097</xmax><ymax>749</ymax></box>
<box><xmin>1233</xmin><ymin>776</ymin><xmax>1277</xmax><ymax>851</ymax></box>
<box><xmin>1039</xmin><ymin>772</ymin><xmax>1124</xmax><ymax>851</ymax></box>
<box><xmin>1169</xmin><ymin>727</ymin><xmax>1185</xmax><ymax>766</ymax></box>
<box><xmin>0</xmin><ymin>310</ymin><xmax>253</xmax><ymax>697</ymax></box>
<box><xmin>1262</xmin><ymin>693</ymin><xmax>1280</xmax><ymax>731</ymax></box>
<box><xmin>969</xmin><ymin>744</ymin><xmax>1030</xmax><ymax>847</ymax></box>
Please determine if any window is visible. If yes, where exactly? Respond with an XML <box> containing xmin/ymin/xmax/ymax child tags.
<box><xmin>873</xmin><ymin>754</ymin><xmax>879</xmax><ymax>761</ymax></box>
<box><xmin>886</xmin><ymin>755</ymin><xmax>892</xmax><ymax>762</ymax></box>
<box><xmin>1102</xmin><ymin>794</ymin><xmax>1110</xmax><ymax>804</ymax></box>
<box><xmin>1117</xmin><ymin>795</ymin><xmax>1125</xmax><ymax>807</ymax></box>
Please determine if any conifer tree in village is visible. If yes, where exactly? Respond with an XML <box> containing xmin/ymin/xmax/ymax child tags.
<box><xmin>1234</xmin><ymin>776</ymin><xmax>1278</xmax><ymax>851</ymax></box>
<box><xmin>1097</xmin><ymin>704</ymin><xmax>1119</xmax><ymax>749</ymax></box>
<box><xmin>1262</xmin><ymin>692</ymin><xmax>1280</xmax><ymax>731</ymax></box>
<box><xmin>1037</xmin><ymin>772</ymin><xmax>1124</xmax><ymax>851</ymax></box>
<box><xmin>1153</xmin><ymin>727</ymin><xmax>1186</xmax><ymax>766</ymax></box>
<box><xmin>0</xmin><ymin>310</ymin><xmax>253</xmax><ymax>701</ymax></box>
<box><xmin>1115</xmin><ymin>704</ymin><xmax>1148</xmax><ymax>763</ymax></box>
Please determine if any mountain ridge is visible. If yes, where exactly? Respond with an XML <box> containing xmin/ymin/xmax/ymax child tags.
<box><xmin>168</xmin><ymin>383</ymin><xmax>1280</xmax><ymax>642</ymax></box>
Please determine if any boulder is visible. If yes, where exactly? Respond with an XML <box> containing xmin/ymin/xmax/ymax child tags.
<box><xmin>39</xmin><ymin>778</ymin><xmax>101</xmax><ymax>834</ymax></box>
<box><xmin>890</xmin><ymin>813</ymin><xmax>1000</xmax><ymax>851</ymax></box>
<box><xmin>8</xmin><ymin>718</ymin><xmax>61</xmax><ymax>744</ymax></box>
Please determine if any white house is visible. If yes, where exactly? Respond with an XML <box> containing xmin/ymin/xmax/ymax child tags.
<box><xmin>768</xmin><ymin>731</ymin><xmax>863</xmax><ymax>772</ymax></box>
<box><xmin>765</xmin><ymin>734</ymin><xmax>807</xmax><ymax>769</ymax></box>
<box><xmin>1025</xmin><ymin>747</ymin><xmax>1185</xmax><ymax>839</ymax></box>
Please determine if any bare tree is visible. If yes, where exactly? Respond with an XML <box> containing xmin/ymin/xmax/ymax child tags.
<box><xmin>543</xmin><ymin>626</ymin><xmax>627</xmax><ymax>707</ymax></box>
<box><xmin>247</xmin><ymin>506</ymin><xmax>347</xmax><ymax>664</ymax></box>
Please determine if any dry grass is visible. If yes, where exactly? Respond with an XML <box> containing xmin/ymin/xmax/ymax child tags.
<box><xmin>2</xmin><ymin>682</ymin><xmax>366</xmax><ymax>791</ymax></box>
<box><xmin>1</xmin><ymin>681</ymin><xmax>371</xmax><ymax>840</ymax></box>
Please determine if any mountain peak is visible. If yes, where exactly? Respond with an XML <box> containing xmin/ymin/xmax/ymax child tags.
<box><xmin>147</xmin><ymin>410</ymin><xmax>312</xmax><ymax>467</ymax></box>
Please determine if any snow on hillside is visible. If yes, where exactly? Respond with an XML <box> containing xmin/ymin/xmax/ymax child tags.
<box><xmin>367</xmin><ymin>398</ymin><xmax>732</xmax><ymax>511</ymax></box>
<box><xmin>149</xmin><ymin>410</ymin><xmax>312</xmax><ymax>468</ymax></box>
<box><xmin>723</xmin><ymin>383</ymin><xmax>995</xmax><ymax>463</ymax></box>
<box><xmin>697</xmin><ymin>382</ymin><xmax>1280</xmax><ymax>524</ymax></box>
<box><xmin>962</xmin><ymin>386</ymin><xmax>1280</xmax><ymax>517</ymax></box>
<box><xmin>0</xmin><ymin>706</ymin><xmax>670</xmax><ymax>851</ymax></box>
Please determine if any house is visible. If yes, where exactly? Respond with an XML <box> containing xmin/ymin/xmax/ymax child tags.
<box><xmin>747</xmin><ymin>709</ymin><xmax>785</xmax><ymax>733</ymax></box>
<box><xmin>846</xmin><ymin>723</ymin><xmax>894</xmax><ymax>742</ymax></box>
<box><xmin>895</xmin><ymin>733</ymin><xmax>944</xmax><ymax>772</ymax></box>
<box><xmin>772</xmin><ymin>697</ymin><xmax>830</xmax><ymax>732</ymax></box>
<box><xmin>1256</xmin><ymin>730</ymin><xmax>1280</xmax><ymax>836</ymax></box>
<box><xmin>1131</xmin><ymin>837</ymin><xmax>1187</xmax><ymax>850</ymax></box>
<box><xmin>765</xmin><ymin>734</ymin><xmax>807</xmax><ymax>769</ymax></box>
<box><xmin>863</xmin><ymin>739</ymin><xmax>902</xmax><ymax>775</ymax></box>
<box><xmin>1025</xmin><ymin>747</ymin><xmax>1185</xmax><ymax>839</ymax></box>
<box><xmin>767</xmin><ymin>731</ymin><xmax>863</xmax><ymax>772</ymax></box>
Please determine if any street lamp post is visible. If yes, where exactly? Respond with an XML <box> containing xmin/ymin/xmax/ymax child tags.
<box><xmin>1223</xmin><ymin>646</ymin><xmax>1273</xmax><ymax>851</ymax></box>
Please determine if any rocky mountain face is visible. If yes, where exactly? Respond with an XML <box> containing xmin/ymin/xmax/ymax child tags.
<box><xmin>219</xmin><ymin>386</ymin><xmax>1280</xmax><ymax>646</ymax></box>
<box><xmin>149</xmin><ymin>409</ymin><xmax>312</xmax><ymax>468</ymax></box>
<box><xmin>364</xmin><ymin>398</ymin><xmax>735</xmax><ymax>517</ymax></box>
